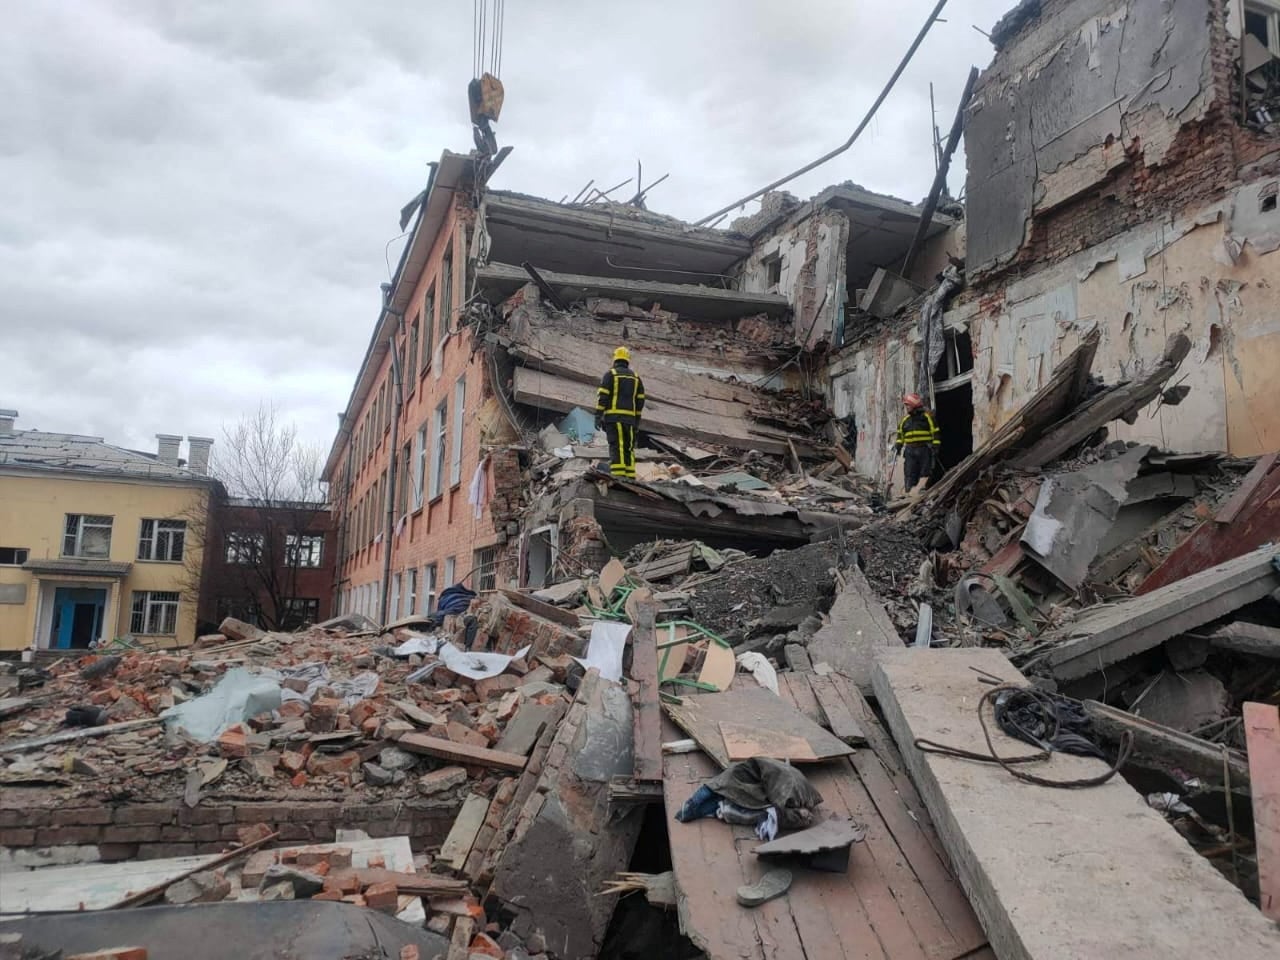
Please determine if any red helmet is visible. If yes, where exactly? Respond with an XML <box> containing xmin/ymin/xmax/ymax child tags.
<box><xmin>903</xmin><ymin>393</ymin><xmax>924</xmax><ymax>410</ymax></box>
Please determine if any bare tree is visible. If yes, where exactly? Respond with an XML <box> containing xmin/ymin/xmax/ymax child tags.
<box><xmin>191</xmin><ymin>404</ymin><xmax>330</xmax><ymax>633</ymax></box>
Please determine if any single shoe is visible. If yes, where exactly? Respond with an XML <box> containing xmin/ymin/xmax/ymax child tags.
<box><xmin>735</xmin><ymin>868</ymin><xmax>793</xmax><ymax>908</ymax></box>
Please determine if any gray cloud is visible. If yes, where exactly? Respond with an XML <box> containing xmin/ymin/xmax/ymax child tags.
<box><xmin>2</xmin><ymin>0</ymin><xmax>1010</xmax><ymax>459</ymax></box>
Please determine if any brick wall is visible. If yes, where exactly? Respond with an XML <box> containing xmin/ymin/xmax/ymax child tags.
<box><xmin>0</xmin><ymin>793</ymin><xmax>458</xmax><ymax>861</ymax></box>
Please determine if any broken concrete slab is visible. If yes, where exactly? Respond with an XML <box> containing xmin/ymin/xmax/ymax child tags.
<box><xmin>806</xmin><ymin>565</ymin><xmax>902</xmax><ymax>692</ymax></box>
<box><xmin>1127</xmin><ymin>669</ymin><xmax>1230</xmax><ymax>733</ymax></box>
<box><xmin>872</xmin><ymin>648</ymin><xmax>1280</xmax><ymax>960</ymax></box>
<box><xmin>1031</xmin><ymin>542</ymin><xmax>1280</xmax><ymax>682</ymax></box>
<box><xmin>1209</xmin><ymin>620</ymin><xmax>1280</xmax><ymax>659</ymax></box>
<box><xmin>489</xmin><ymin>670</ymin><xmax>642</xmax><ymax>960</ymax></box>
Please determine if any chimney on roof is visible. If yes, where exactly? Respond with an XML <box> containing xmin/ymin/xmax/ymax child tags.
<box><xmin>0</xmin><ymin>410</ymin><xmax>16</xmax><ymax>435</ymax></box>
<box><xmin>187</xmin><ymin>436</ymin><xmax>214</xmax><ymax>476</ymax></box>
<box><xmin>156</xmin><ymin>434</ymin><xmax>182</xmax><ymax>467</ymax></box>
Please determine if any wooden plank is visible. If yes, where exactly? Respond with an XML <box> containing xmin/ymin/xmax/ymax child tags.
<box><xmin>108</xmin><ymin>831</ymin><xmax>279</xmax><ymax>909</ymax></box>
<box><xmin>1037</xmin><ymin>542</ymin><xmax>1280</xmax><ymax>681</ymax></box>
<box><xmin>630</xmin><ymin>601</ymin><xmax>663</xmax><ymax>782</ymax></box>
<box><xmin>440</xmin><ymin>795</ymin><xmax>491</xmax><ymax>871</ymax></box>
<box><xmin>663</xmin><ymin>686</ymin><xmax>854</xmax><ymax>768</ymax></box>
<box><xmin>1083</xmin><ymin>699</ymin><xmax>1250</xmax><ymax>789</ymax></box>
<box><xmin>1216</xmin><ymin>452</ymin><xmax>1279</xmax><ymax>524</ymax></box>
<box><xmin>0</xmin><ymin>717</ymin><xmax>161</xmax><ymax>755</ymax></box>
<box><xmin>719</xmin><ymin>722</ymin><xmax>818</xmax><ymax>762</ymax></box>
<box><xmin>1244</xmin><ymin>701</ymin><xmax>1280</xmax><ymax>921</ymax></box>
<box><xmin>498</xmin><ymin>588</ymin><xmax>580</xmax><ymax>628</ymax></box>
<box><xmin>325</xmin><ymin>868</ymin><xmax>468</xmax><ymax>896</ymax></box>
<box><xmin>1209</xmin><ymin>620</ymin><xmax>1280</xmax><ymax>659</ymax></box>
<box><xmin>397</xmin><ymin>733</ymin><xmax>527</xmax><ymax>772</ymax></box>
<box><xmin>873</xmin><ymin>648</ymin><xmax>1280</xmax><ymax>960</ymax></box>
<box><xmin>808</xmin><ymin>674</ymin><xmax>868</xmax><ymax>745</ymax></box>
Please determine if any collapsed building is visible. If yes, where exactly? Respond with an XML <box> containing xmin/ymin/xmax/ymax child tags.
<box><xmin>5</xmin><ymin>1</ymin><xmax>1280</xmax><ymax>958</ymax></box>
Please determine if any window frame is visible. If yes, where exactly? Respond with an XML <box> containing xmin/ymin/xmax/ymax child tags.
<box><xmin>0</xmin><ymin>547</ymin><xmax>30</xmax><ymax>566</ymax></box>
<box><xmin>428</xmin><ymin>401</ymin><xmax>447</xmax><ymax>501</ymax></box>
<box><xmin>439</xmin><ymin>246</ymin><xmax>453</xmax><ymax>341</ymax></box>
<box><xmin>474</xmin><ymin>546</ymin><xmax>497</xmax><ymax>592</ymax></box>
<box><xmin>421</xmin><ymin>288</ymin><xmax>436</xmax><ymax>372</ymax></box>
<box><xmin>1246</xmin><ymin>0</ymin><xmax>1280</xmax><ymax>56</ymax></box>
<box><xmin>444</xmin><ymin>555</ymin><xmax>456</xmax><ymax>588</ymax></box>
<box><xmin>413</xmin><ymin>424</ymin><xmax>428</xmax><ymax>510</ymax></box>
<box><xmin>450</xmin><ymin>375</ymin><xmax>466</xmax><ymax>488</ymax></box>
<box><xmin>407</xmin><ymin>314</ymin><xmax>420</xmax><ymax>395</ymax></box>
<box><xmin>63</xmin><ymin>514</ymin><xmax>113</xmax><ymax>559</ymax></box>
<box><xmin>423</xmin><ymin>563</ymin><xmax>438</xmax><ymax>615</ymax></box>
<box><xmin>225</xmin><ymin>531</ymin><xmax>265</xmax><ymax>565</ymax></box>
<box><xmin>407</xmin><ymin>568</ymin><xmax>417</xmax><ymax>615</ymax></box>
<box><xmin>285</xmin><ymin>533</ymin><xmax>324</xmax><ymax>568</ymax></box>
<box><xmin>137</xmin><ymin>518</ymin><xmax>186</xmax><ymax>563</ymax></box>
<box><xmin>280</xmin><ymin>597</ymin><xmax>320</xmax><ymax>629</ymax></box>
<box><xmin>131</xmin><ymin>590</ymin><xmax>179</xmax><ymax>636</ymax></box>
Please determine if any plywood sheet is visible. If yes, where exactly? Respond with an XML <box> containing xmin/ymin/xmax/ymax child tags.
<box><xmin>718</xmin><ymin>722</ymin><xmax>817</xmax><ymax>762</ymax></box>
<box><xmin>663</xmin><ymin>685</ymin><xmax>853</xmax><ymax>768</ymax></box>
<box><xmin>696</xmin><ymin>641</ymin><xmax>735</xmax><ymax>691</ymax></box>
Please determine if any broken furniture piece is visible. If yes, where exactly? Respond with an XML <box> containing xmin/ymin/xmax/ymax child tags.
<box><xmin>753</xmin><ymin>817</ymin><xmax>868</xmax><ymax>873</ymax></box>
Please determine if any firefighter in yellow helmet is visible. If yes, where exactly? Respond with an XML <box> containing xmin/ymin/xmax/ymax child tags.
<box><xmin>895</xmin><ymin>393</ymin><xmax>940</xmax><ymax>493</ymax></box>
<box><xmin>595</xmin><ymin>346</ymin><xmax>646</xmax><ymax>479</ymax></box>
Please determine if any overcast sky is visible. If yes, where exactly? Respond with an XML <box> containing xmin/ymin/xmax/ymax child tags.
<box><xmin>2</xmin><ymin>0</ymin><xmax>1011</xmax><ymax>461</ymax></box>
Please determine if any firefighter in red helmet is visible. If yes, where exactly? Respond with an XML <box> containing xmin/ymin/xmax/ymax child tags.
<box><xmin>895</xmin><ymin>393</ymin><xmax>940</xmax><ymax>493</ymax></box>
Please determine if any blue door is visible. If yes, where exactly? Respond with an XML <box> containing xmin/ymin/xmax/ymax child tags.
<box><xmin>52</xmin><ymin>587</ymin><xmax>107</xmax><ymax>649</ymax></box>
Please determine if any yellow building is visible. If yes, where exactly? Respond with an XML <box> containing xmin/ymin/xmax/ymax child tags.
<box><xmin>0</xmin><ymin>412</ymin><xmax>216</xmax><ymax>652</ymax></box>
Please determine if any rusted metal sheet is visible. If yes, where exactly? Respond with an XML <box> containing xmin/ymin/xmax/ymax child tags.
<box><xmin>1138</xmin><ymin>460</ymin><xmax>1280</xmax><ymax>593</ymax></box>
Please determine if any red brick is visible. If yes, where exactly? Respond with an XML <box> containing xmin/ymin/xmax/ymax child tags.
<box><xmin>475</xmin><ymin>674</ymin><xmax>520</xmax><ymax>700</ymax></box>
<box><xmin>65</xmin><ymin>949</ymin><xmax>148</xmax><ymax>960</ymax></box>
<box><xmin>312</xmin><ymin>889</ymin><xmax>343</xmax><ymax>901</ymax></box>
<box><xmin>310</xmin><ymin>698</ymin><xmax>341</xmax><ymax>720</ymax></box>
<box><xmin>349</xmin><ymin>700</ymin><xmax>379</xmax><ymax>728</ymax></box>
<box><xmin>279</xmin><ymin>751</ymin><xmax>307</xmax><ymax>774</ymax></box>
<box><xmin>417</xmin><ymin>766</ymin><xmax>467</xmax><ymax>796</ymax></box>
<box><xmin>307</xmin><ymin>751</ymin><xmax>361</xmax><ymax>776</ymax></box>
<box><xmin>277</xmin><ymin>700</ymin><xmax>307</xmax><ymax>719</ymax></box>
<box><xmin>341</xmin><ymin>894</ymin><xmax>367</xmax><ymax>907</ymax></box>
<box><xmin>0</xmin><ymin>828</ymin><xmax>36</xmax><ymax>845</ymax></box>
<box><xmin>468</xmin><ymin>933</ymin><xmax>504</xmax><ymax>958</ymax></box>
<box><xmin>236</xmin><ymin>822</ymin><xmax>274</xmax><ymax>846</ymax></box>
<box><xmin>363</xmin><ymin>880</ymin><xmax>399</xmax><ymax>913</ymax></box>
<box><xmin>114</xmin><ymin>805</ymin><xmax>176</xmax><ymax>826</ymax></box>
<box><xmin>217</xmin><ymin>725</ymin><xmax>249</xmax><ymax>759</ymax></box>
<box><xmin>399</xmin><ymin>947</ymin><xmax>420</xmax><ymax>960</ymax></box>
<box><xmin>52</xmin><ymin>806</ymin><xmax>112</xmax><ymax>826</ymax></box>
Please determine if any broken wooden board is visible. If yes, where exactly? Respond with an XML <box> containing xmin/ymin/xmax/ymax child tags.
<box><xmin>873</xmin><ymin>648</ymin><xmax>1280</xmax><ymax>960</ymax></box>
<box><xmin>630</xmin><ymin>600</ymin><xmax>663</xmax><ymax>782</ymax></box>
<box><xmin>1245</xmin><ymin>701</ymin><xmax>1280</xmax><ymax>921</ymax></box>
<box><xmin>808</xmin><ymin>674</ymin><xmax>868</xmax><ymax>745</ymax></box>
<box><xmin>696</xmin><ymin>641</ymin><xmax>735</xmax><ymax>692</ymax></box>
<box><xmin>1215</xmin><ymin>452</ymin><xmax>1279</xmax><ymax>524</ymax></box>
<box><xmin>497</xmin><ymin>588</ymin><xmax>580</xmax><ymax>629</ymax></box>
<box><xmin>1209</xmin><ymin>620</ymin><xmax>1280</xmax><ymax>658</ymax></box>
<box><xmin>662</xmin><ymin>673</ymin><xmax>992</xmax><ymax>960</ymax></box>
<box><xmin>719</xmin><ymin>722</ymin><xmax>818</xmax><ymax>762</ymax></box>
<box><xmin>440</xmin><ymin>794</ymin><xmax>490</xmax><ymax>871</ymax></box>
<box><xmin>599</xmin><ymin>557</ymin><xmax>627</xmax><ymax>598</ymax></box>
<box><xmin>397</xmin><ymin>733</ymin><xmax>527</xmax><ymax>772</ymax></box>
<box><xmin>806</xmin><ymin>565</ymin><xmax>903</xmax><ymax>692</ymax></box>
<box><xmin>0</xmin><ymin>717</ymin><xmax>162</xmax><ymax>755</ymax></box>
<box><xmin>1082</xmin><ymin>699</ymin><xmax>1250</xmax><ymax>790</ymax></box>
<box><xmin>662</xmin><ymin>685</ymin><xmax>854</xmax><ymax>768</ymax></box>
<box><xmin>1033</xmin><ymin>542</ymin><xmax>1280</xmax><ymax>681</ymax></box>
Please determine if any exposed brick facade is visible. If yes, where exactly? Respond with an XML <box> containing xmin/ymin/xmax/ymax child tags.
<box><xmin>0</xmin><ymin>792</ymin><xmax>457</xmax><ymax>860</ymax></box>
<box><xmin>327</xmin><ymin>185</ymin><xmax>521</xmax><ymax>624</ymax></box>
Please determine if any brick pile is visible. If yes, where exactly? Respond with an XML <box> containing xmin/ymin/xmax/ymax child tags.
<box><xmin>0</xmin><ymin>602</ymin><xmax>583</xmax><ymax>859</ymax></box>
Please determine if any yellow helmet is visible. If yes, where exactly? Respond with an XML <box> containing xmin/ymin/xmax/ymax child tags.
<box><xmin>613</xmin><ymin>346</ymin><xmax>631</xmax><ymax>363</ymax></box>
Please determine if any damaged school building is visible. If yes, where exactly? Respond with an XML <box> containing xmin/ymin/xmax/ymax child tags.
<box><xmin>5</xmin><ymin>0</ymin><xmax>1280</xmax><ymax>957</ymax></box>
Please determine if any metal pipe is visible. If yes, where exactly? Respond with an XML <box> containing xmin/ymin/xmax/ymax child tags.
<box><xmin>378</xmin><ymin>328</ymin><xmax>404</xmax><ymax>626</ymax></box>
<box><xmin>693</xmin><ymin>0</ymin><xmax>950</xmax><ymax>226</ymax></box>
<box><xmin>900</xmin><ymin>64</ymin><xmax>978</xmax><ymax>277</ymax></box>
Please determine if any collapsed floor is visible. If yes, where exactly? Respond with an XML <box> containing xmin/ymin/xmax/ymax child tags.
<box><xmin>4</xmin><ymin>332</ymin><xmax>1280</xmax><ymax>958</ymax></box>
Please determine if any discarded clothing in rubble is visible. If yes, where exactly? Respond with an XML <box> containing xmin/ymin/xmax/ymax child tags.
<box><xmin>994</xmin><ymin>687</ymin><xmax>1106</xmax><ymax>759</ymax></box>
<box><xmin>436</xmin><ymin>585</ymin><xmax>478</xmax><ymax>616</ymax></box>
<box><xmin>715</xmin><ymin>800</ymin><xmax>780</xmax><ymax>841</ymax></box>
<box><xmin>676</xmin><ymin>758</ymin><xmax>822</xmax><ymax>831</ymax></box>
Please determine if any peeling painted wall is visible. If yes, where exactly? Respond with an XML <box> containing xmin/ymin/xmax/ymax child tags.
<box><xmin>738</xmin><ymin>207</ymin><xmax>849</xmax><ymax>350</ymax></box>
<box><xmin>830</xmin><ymin>179</ymin><xmax>1280</xmax><ymax>471</ymax></box>
<box><xmin>966</xmin><ymin>0</ymin><xmax>1218</xmax><ymax>273</ymax></box>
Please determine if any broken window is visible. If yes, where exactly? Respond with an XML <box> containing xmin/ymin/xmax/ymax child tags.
<box><xmin>429</xmin><ymin>401</ymin><xmax>447</xmax><ymax>500</ymax></box>
<box><xmin>440</xmin><ymin>246</ymin><xmax>453</xmax><ymax>339</ymax></box>
<box><xmin>137</xmin><ymin>519</ymin><xmax>185</xmax><ymax>562</ymax></box>
<box><xmin>764</xmin><ymin>253</ymin><xmax>783</xmax><ymax>291</ymax></box>
<box><xmin>1243</xmin><ymin>2</ymin><xmax>1280</xmax><ymax>125</ymax></box>
<box><xmin>444</xmin><ymin>555</ymin><xmax>456</xmax><ymax>588</ymax></box>
<box><xmin>474</xmin><ymin>546</ymin><xmax>497</xmax><ymax>592</ymax></box>
<box><xmin>390</xmin><ymin>573</ymin><xmax>401</xmax><ymax>620</ymax></box>
<box><xmin>216</xmin><ymin>597</ymin><xmax>260</xmax><ymax>626</ymax></box>
<box><xmin>407</xmin><ymin>316</ymin><xmax>420</xmax><ymax>394</ymax></box>
<box><xmin>63</xmin><ymin>514</ymin><xmax>112</xmax><ymax>559</ymax></box>
<box><xmin>0</xmin><ymin>547</ymin><xmax>28</xmax><ymax>565</ymax></box>
<box><xmin>407</xmin><ymin>568</ymin><xmax>417</xmax><ymax>615</ymax></box>
<box><xmin>225</xmin><ymin>532</ymin><xmax>264</xmax><ymax>565</ymax></box>
<box><xmin>423</xmin><ymin>562</ymin><xmax>438</xmax><ymax>614</ymax></box>
<box><xmin>422</xmin><ymin>288</ymin><xmax>436</xmax><ymax>370</ymax></box>
<box><xmin>931</xmin><ymin>328</ymin><xmax>975</xmax><ymax>384</ymax></box>
<box><xmin>131</xmin><ymin>590</ymin><xmax>178</xmax><ymax>635</ymax></box>
<box><xmin>413</xmin><ymin>424</ymin><xmax>427</xmax><ymax>510</ymax></box>
<box><xmin>450</xmin><ymin>376</ymin><xmax>466</xmax><ymax>487</ymax></box>
<box><xmin>286</xmin><ymin>533</ymin><xmax>324</xmax><ymax>568</ymax></box>
<box><xmin>399</xmin><ymin>441</ymin><xmax>412</xmax><ymax>516</ymax></box>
